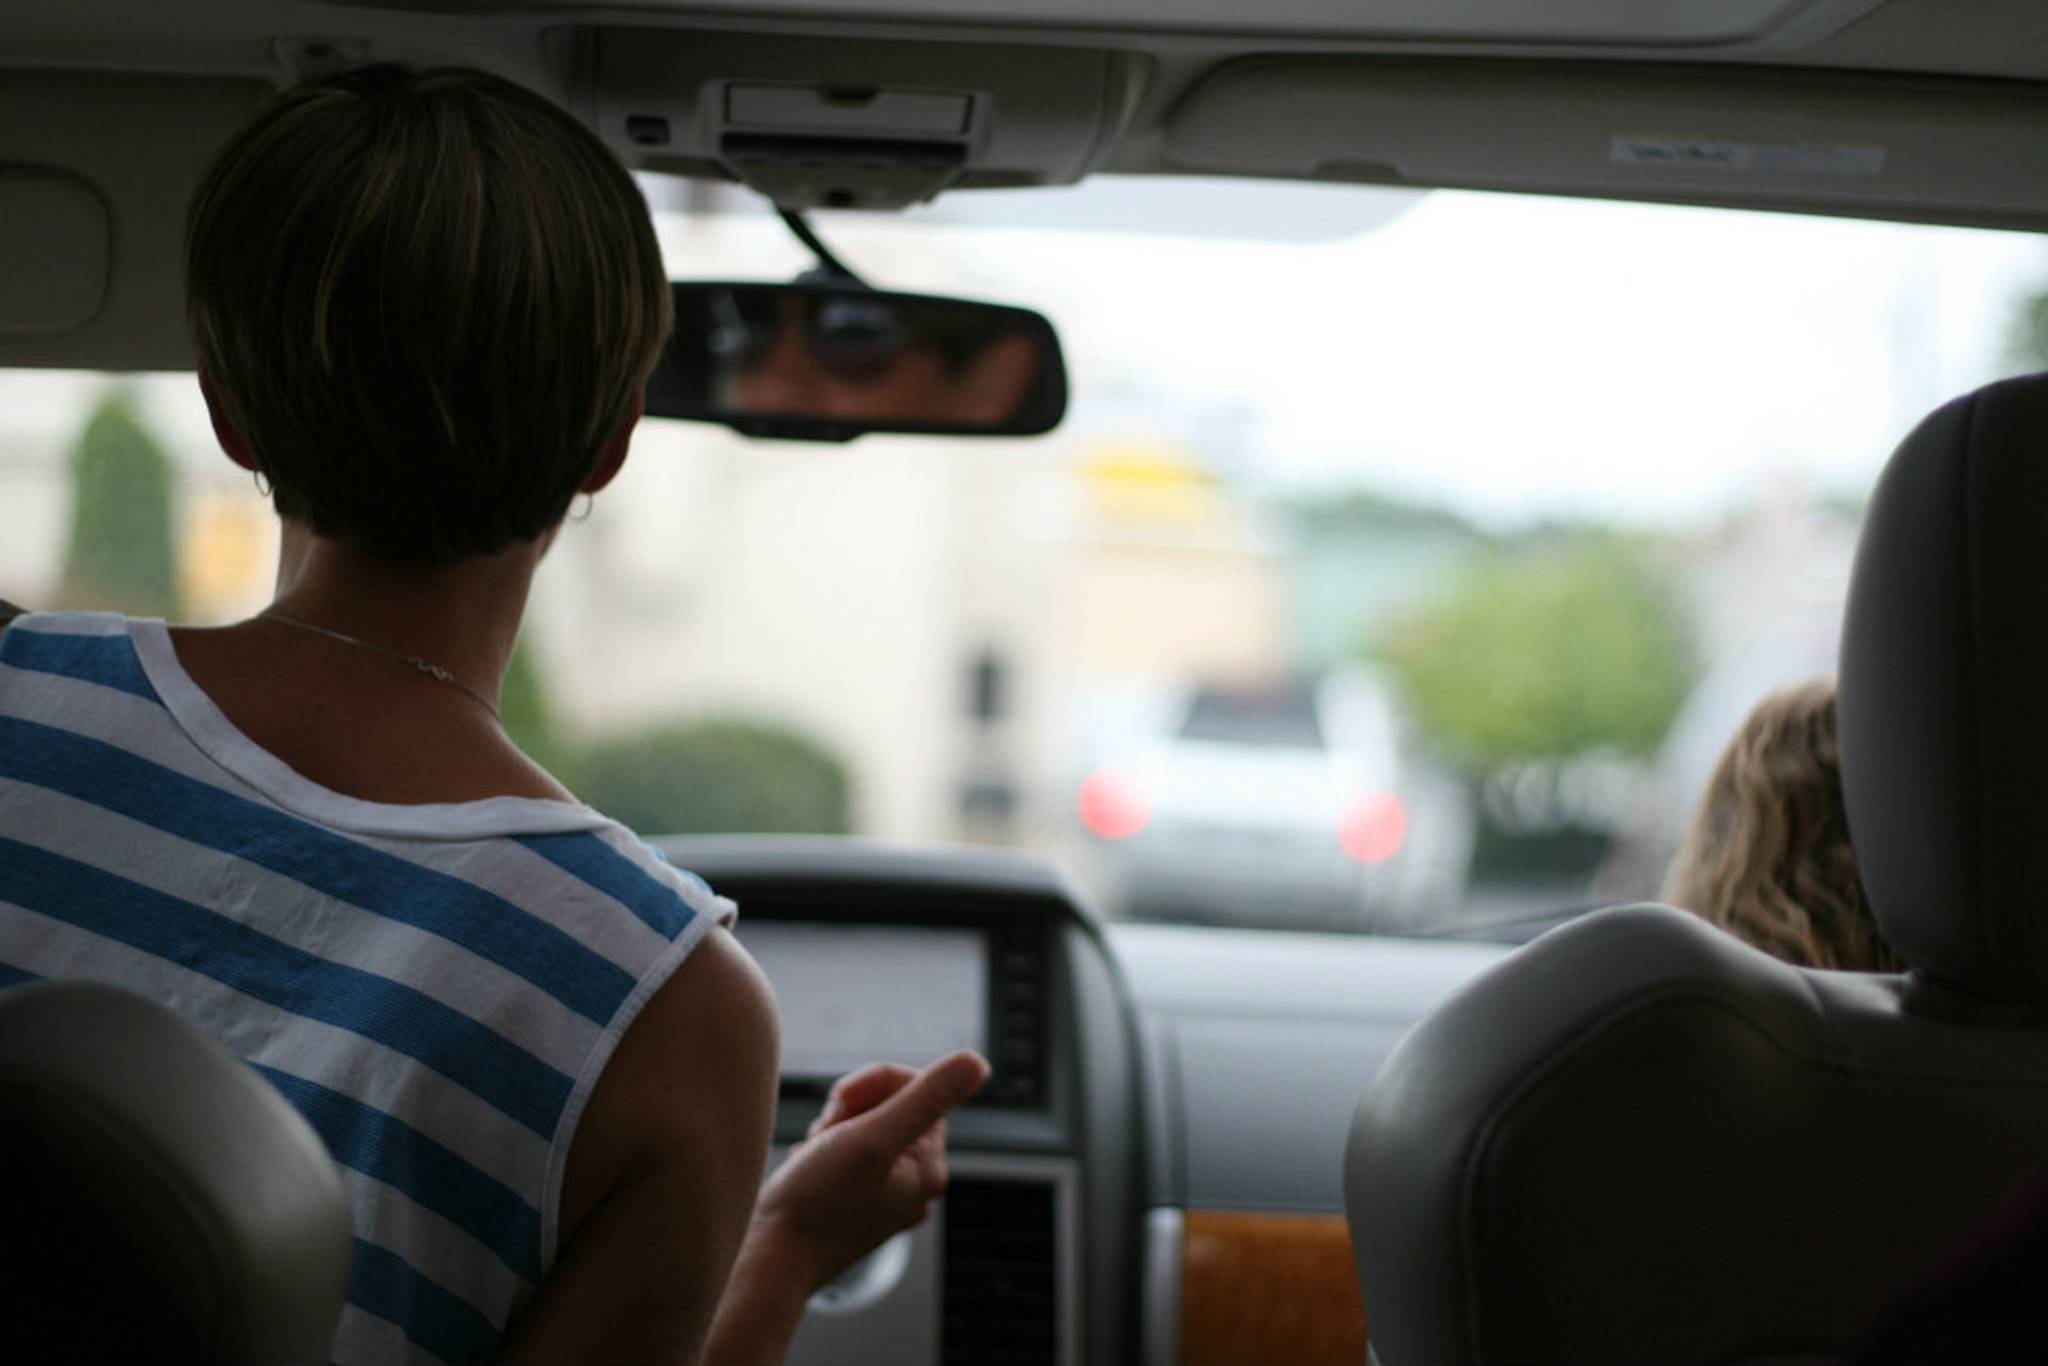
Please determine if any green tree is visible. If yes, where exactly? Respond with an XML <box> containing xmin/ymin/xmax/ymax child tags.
<box><xmin>2010</xmin><ymin>285</ymin><xmax>2048</xmax><ymax>371</ymax></box>
<box><xmin>1375</xmin><ymin>536</ymin><xmax>1693</xmax><ymax>770</ymax></box>
<box><xmin>499</xmin><ymin>634</ymin><xmax>566</xmax><ymax>776</ymax></box>
<box><xmin>58</xmin><ymin>388</ymin><xmax>180</xmax><ymax>616</ymax></box>
<box><xmin>575</xmin><ymin>718</ymin><xmax>853</xmax><ymax>836</ymax></box>
<box><xmin>1292</xmin><ymin>488</ymin><xmax>1486</xmax><ymax>541</ymax></box>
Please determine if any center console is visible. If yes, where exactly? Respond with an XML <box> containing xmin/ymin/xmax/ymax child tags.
<box><xmin>654</xmin><ymin>837</ymin><xmax>1144</xmax><ymax>1366</ymax></box>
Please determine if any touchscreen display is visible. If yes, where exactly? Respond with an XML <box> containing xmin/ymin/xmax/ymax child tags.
<box><xmin>738</xmin><ymin>921</ymin><xmax>989</xmax><ymax>1081</ymax></box>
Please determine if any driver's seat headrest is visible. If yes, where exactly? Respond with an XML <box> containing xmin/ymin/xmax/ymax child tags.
<box><xmin>1839</xmin><ymin>371</ymin><xmax>2048</xmax><ymax>1009</ymax></box>
<box><xmin>0</xmin><ymin>979</ymin><xmax>353</xmax><ymax>1365</ymax></box>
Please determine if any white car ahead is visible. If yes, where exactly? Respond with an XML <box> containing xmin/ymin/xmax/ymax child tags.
<box><xmin>1078</xmin><ymin>669</ymin><xmax>1473</xmax><ymax>932</ymax></box>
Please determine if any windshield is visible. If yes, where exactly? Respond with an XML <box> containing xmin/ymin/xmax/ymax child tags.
<box><xmin>4</xmin><ymin>180</ymin><xmax>2042</xmax><ymax>940</ymax></box>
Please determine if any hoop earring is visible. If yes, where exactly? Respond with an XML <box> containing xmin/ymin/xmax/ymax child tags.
<box><xmin>252</xmin><ymin>469</ymin><xmax>273</xmax><ymax>498</ymax></box>
<box><xmin>571</xmin><ymin>493</ymin><xmax>595</xmax><ymax>523</ymax></box>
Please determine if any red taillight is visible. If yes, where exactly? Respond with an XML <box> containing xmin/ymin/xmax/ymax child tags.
<box><xmin>1339</xmin><ymin>791</ymin><xmax>1407</xmax><ymax>863</ymax></box>
<box><xmin>1079</xmin><ymin>767</ymin><xmax>1151</xmax><ymax>840</ymax></box>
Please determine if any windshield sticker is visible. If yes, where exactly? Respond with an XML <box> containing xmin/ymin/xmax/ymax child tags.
<box><xmin>1610</xmin><ymin>136</ymin><xmax>1887</xmax><ymax>177</ymax></box>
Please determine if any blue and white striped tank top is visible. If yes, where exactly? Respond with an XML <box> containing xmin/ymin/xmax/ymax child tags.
<box><xmin>0</xmin><ymin>611</ymin><xmax>735</xmax><ymax>1365</ymax></box>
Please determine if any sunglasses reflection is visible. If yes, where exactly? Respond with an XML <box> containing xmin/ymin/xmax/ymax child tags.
<box><xmin>710</xmin><ymin>291</ymin><xmax>1044</xmax><ymax>426</ymax></box>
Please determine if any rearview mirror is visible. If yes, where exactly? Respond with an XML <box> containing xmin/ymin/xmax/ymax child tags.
<box><xmin>645</xmin><ymin>282</ymin><xmax>1068</xmax><ymax>442</ymax></box>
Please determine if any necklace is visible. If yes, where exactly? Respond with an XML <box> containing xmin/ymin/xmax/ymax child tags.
<box><xmin>260</xmin><ymin>613</ymin><xmax>501</xmax><ymax>719</ymax></box>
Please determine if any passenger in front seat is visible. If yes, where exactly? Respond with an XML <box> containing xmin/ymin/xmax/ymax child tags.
<box><xmin>0</xmin><ymin>64</ymin><xmax>985</xmax><ymax>1366</ymax></box>
<box><xmin>1663</xmin><ymin>677</ymin><xmax>1902</xmax><ymax>971</ymax></box>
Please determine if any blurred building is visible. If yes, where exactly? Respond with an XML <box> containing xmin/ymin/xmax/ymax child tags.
<box><xmin>529</xmin><ymin>419</ymin><xmax>1284</xmax><ymax>848</ymax></box>
<box><xmin>1284</xmin><ymin>493</ymin><xmax>1482</xmax><ymax>672</ymax></box>
<box><xmin>1054</xmin><ymin>438</ymin><xmax>1286</xmax><ymax>682</ymax></box>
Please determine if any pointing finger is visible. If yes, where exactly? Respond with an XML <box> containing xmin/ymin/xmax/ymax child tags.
<box><xmin>857</xmin><ymin>1051</ymin><xmax>990</xmax><ymax>1152</ymax></box>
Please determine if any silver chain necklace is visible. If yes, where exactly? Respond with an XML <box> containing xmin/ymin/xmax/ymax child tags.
<box><xmin>260</xmin><ymin>613</ymin><xmax>501</xmax><ymax>719</ymax></box>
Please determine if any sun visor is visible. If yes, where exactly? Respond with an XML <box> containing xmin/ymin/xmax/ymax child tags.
<box><xmin>0</xmin><ymin>72</ymin><xmax>267</xmax><ymax>371</ymax></box>
<box><xmin>1166</xmin><ymin>59</ymin><xmax>2048</xmax><ymax>232</ymax></box>
<box><xmin>579</xmin><ymin>29</ymin><xmax>1146</xmax><ymax>209</ymax></box>
<box><xmin>0</xmin><ymin>168</ymin><xmax>110</xmax><ymax>336</ymax></box>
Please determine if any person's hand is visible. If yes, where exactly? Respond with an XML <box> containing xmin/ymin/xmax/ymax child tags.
<box><xmin>749</xmin><ymin>1050</ymin><xmax>990</xmax><ymax>1294</ymax></box>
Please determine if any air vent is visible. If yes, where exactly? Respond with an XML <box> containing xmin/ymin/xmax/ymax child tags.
<box><xmin>943</xmin><ymin>1177</ymin><xmax>1059</xmax><ymax>1365</ymax></box>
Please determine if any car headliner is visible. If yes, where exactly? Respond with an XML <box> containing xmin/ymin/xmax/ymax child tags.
<box><xmin>5</xmin><ymin>0</ymin><xmax>2046</xmax><ymax>82</ymax></box>
<box><xmin>3</xmin><ymin>0</ymin><xmax>2045</xmax><ymax>374</ymax></box>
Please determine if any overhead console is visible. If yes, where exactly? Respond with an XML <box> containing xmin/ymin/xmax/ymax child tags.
<box><xmin>575</xmin><ymin>29</ymin><xmax>1148</xmax><ymax>208</ymax></box>
<box><xmin>652</xmin><ymin>836</ymin><xmax>1142</xmax><ymax>1366</ymax></box>
<box><xmin>1167</xmin><ymin>57</ymin><xmax>2048</xmax><ymax>232</ymax></box>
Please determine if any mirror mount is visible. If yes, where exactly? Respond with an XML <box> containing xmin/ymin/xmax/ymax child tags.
<box><xmin>777</xmin><ymin>208</ymin><xmax>868</xmax><ymax>289</ymax></box>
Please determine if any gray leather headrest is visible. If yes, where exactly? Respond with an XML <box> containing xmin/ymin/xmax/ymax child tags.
<box><xmin>1347</xmin><ymin>904</ymin><xmax>2048</xmax><ymax>1366</ymax></box>
<box><xmin>1838</xmin><ymin>372</ymin><xmax>2048</xmax><ymax>1007</ymax></box>
<box><xmin>0</xmin><ymin>981</ymin><xmax>353</xmax><ymax>1366</ymax></box>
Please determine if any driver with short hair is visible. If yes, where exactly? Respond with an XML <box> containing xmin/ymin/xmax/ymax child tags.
<box><xmin>0</xmin><ymin>63</ymin><xmax>986</xmax><ymax>1366</ymax></box>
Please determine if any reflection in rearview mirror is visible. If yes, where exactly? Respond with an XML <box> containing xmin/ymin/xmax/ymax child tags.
<box><xmin>645</xmin><ymin>282</ymin><xmax>1068</xmax><ymax>442</ymax></box>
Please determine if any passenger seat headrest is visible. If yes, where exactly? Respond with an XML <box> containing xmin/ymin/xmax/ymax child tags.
<box><xmin>1839</xmin><ymin>371</ymin><xmax>2048</xmax><ymax>1008</ymax></box>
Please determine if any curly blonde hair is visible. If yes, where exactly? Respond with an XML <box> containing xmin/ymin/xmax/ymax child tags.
<box><xmin>1663</xmin><ymin>678</ymin><xmax>1902</xmax><ymax>972</ymax></box>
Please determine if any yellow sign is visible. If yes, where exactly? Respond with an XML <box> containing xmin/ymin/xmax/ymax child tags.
<box><xmin>179</xmin><ymin>490</ymin><xmax>276</xmax><ymax>622</ymax></box>
<box><xmin>1076</xmin><ymin>438</ymin><xmax>1223</xmax><ymax>526</ymax></box>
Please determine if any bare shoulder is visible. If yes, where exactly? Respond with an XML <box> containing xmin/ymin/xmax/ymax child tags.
<box><xmin>493</xmin><ymin>925</ymin><xmax>781</xmax><ymax>1364</ymax></box>
<box><xmin>600</xmin><ymin>927</ymin><xmax>779</xmax><ymax>1145</ymax></box>
<box><xmin>567</xmin><ymin>925</ymin><xmax>780</xmax><ymax>1233</ymax></box>
<box><xmin>616</xmin><ymin>926</ymin><xmax>779</xmax><ymax>1110</ymax></box>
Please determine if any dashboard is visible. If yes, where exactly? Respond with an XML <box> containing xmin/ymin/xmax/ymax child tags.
<box><xmin>657</xmin><ymin>836</ymin><xmax>1145</xmax><ymax>1366</ymax></box>
<box><xmin>655</xmin><ymin>835</ymin><xmax>1509</xmax><ymax>1366</ymax></box>
<box><xmin>742</xmin><ymin>919</ymin><xmax>1049</xmax><ymax>1109</ymax></box>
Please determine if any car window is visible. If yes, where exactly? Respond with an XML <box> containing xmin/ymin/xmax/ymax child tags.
<box><xmin>1177</xmin><ymin>683</ymin><xmax>1324</xmax><ymax>748</ymax></box>
<box><xmin>4</xmin><ymin>180</ymin><xmax>2041</xmax><ymax>940</ymax></box>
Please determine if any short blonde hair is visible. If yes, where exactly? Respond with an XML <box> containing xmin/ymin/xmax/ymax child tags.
<box><xmin>186</xmin><ymin>65</ymin><xmax>671</xmax><ymax>565</ymax></box>
<box><xmin>1663</xmin><ymin>678</ymin><xmax>1901</xmax><ymax>971</ymax></box>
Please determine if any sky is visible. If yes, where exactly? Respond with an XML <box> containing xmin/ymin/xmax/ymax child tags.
<box><xmin>779</xmin><ymin>179</ymin><xmax>2048</xmax><ymax>528</ymax></box>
